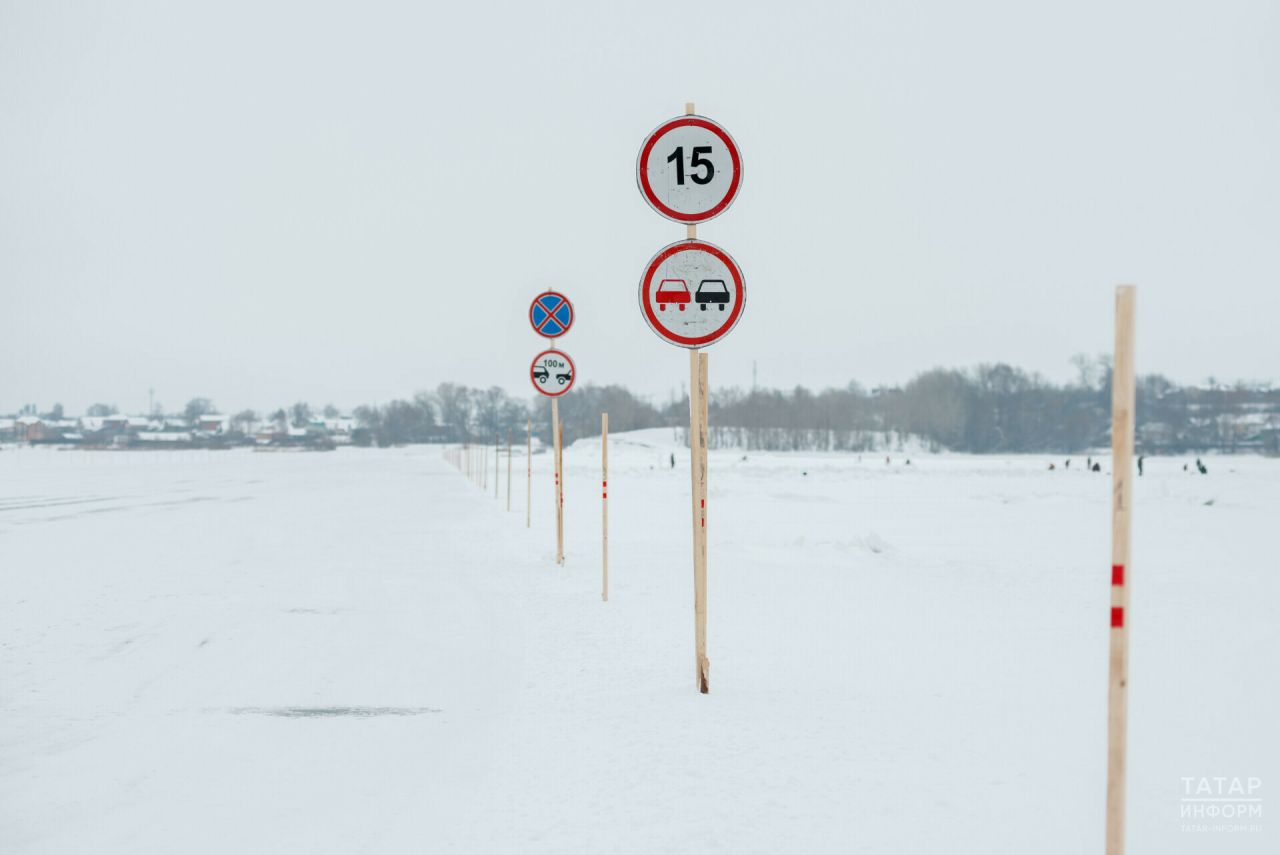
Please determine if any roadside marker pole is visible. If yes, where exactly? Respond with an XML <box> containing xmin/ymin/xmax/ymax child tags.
<box><xmin>634</xmin><ymin>99</ymin><xmax>744</xmax><ymax>694</ymax></box>
<box><xmin>689</xmin><ymin>343</ymin><xmax>709</xmax><ymax>692</ymax></box>
<box><xmin>507</xmin><ymin>429</ymin><xmax>512</xmax><ymax>511</ymax></box>
<box><xmin>557</xmin><ymin>419</ymin><xmax>565</xmax><ymax>564</ymax></box>
<box><xmin>528</xmin><ymin>291</ymin><xmax>575</xmax><ymax>561</ymax></box>
<box><xmin>526</xmin><ymin>419</ymin><xmax>532</xmax><ymax>528</ymax></box>
<box><xmin>495</xmin><ymin>433</ymin><xmax>500</xmax><ymax>499</ymax></box>
<box><xmin>602</xmin><ymin>412</ymin><xmax>609</xmax><ymax>602</ymax></box>
<box><xmin>552</xmin><ymin>399</ymin><xmax>562</xmax><ymax>563</ymax></box>
<box><xmin>685</xmin><ymin>100</ymin><xmax>710</xmax><ymax>694</ymax></box>
<box><xmin>1106</xmin><ymin>285</ymin><xmax>1137</xmax><ymax>855</ymax></box>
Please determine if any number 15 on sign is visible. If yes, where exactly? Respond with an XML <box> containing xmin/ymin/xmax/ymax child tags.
<box><xmin>636</xmin><ymin>115</ymin><xmax>742</xmax><ymax>224</ymax></box>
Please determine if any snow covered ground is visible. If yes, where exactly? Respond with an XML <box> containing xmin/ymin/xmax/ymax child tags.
<box><xmin>2</xmin><ymin>434</ymin><xmax>1276</xmax><ymax>854</ymax></box>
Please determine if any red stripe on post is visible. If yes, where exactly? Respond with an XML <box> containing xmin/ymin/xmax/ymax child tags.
<box><xmin>1111</xmin><ymin>607</ymin><xmax>1124</xmax><ymax>628</ymax></box>
<box><xmin>1111</xmin><ymin>564</ymin><xmax>1124</xmax><ymax>586</ymax></box>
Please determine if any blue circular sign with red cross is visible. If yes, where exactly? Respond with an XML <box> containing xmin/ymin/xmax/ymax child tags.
<box><xmin>529</xmin><ymin>291</ymin><xmax>575</xmax><ymax>338</ymax></box>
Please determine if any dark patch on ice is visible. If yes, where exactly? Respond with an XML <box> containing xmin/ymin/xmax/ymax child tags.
<box><xmin>198</xmin><ymin>637</ymin><xmax>211</xmax><ymax>648</ymax></box>
<box><xmin>11</xmin><ymin>494</ymin><xmax>252</xmax><ymax>525</ymax></box>
<box><xmin>0</xmin><ymin>495</ymin><xmax>122</xmax><ymax>512</ymax></box>
<box><xmin>229</xmin><ymin>706</ymin><xmax>440</xmax><ymax>718</ymax></box>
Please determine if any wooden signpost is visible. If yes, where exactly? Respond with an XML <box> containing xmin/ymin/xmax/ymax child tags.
<box><xmin>602</xmin><ymin>412</ymin><xmax>609</xmax><ymax>602</ymax></box>
<box><xmin>1106</xmin><ymin>285</ymin><xmax>1137</xmax><ymax>855</ymax></box>
<box><xmin>526</xmin><ymin>418</ymin><xmax>532</xmax><ymax>528</ymax></box>
<box><xmin>529</xmin><ymin>293</ymin><xmax>576</xmax><ymax>565</ymax></box>
<box><xmin>636</xmin><ymin>101</ymin><xmax>745</xmax><ymax>693</ymax></box>
<box><xmin>553</xmin><ymin>409</ymin><xmax>562</xmax><ymax>563</ymax></box>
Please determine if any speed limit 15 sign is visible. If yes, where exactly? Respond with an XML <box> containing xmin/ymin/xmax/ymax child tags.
<box><xmin>636</xmin><ymin>115</ymin><xmax>742</xmax><ymax>225</ymax></box>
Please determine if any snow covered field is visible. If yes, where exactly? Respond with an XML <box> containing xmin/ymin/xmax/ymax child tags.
<box><xmin>2</xmin><ymin>434</ymin><xmax>1276</xmax><ymax>854</ymax></box>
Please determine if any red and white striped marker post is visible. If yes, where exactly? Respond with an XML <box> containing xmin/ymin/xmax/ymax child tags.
<box><xmin>1106</xmin><ymin>284</ymin><xmax>1136</xmax><ymax>855</ymax></box>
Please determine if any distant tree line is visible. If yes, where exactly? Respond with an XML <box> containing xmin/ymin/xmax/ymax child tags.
<box><xmin>32</xmin><ymin>358</ymin><xmax>1268</xmax><ymax>454</ymax></box>
<box><xmin>349</xmin><ymin>383</ymin><xmax>667</xmax><ymax>447</ymax></box>
<box><xmin>344</xmin><ymin>359</ymin><xmax>1276</xmax><ymax>455</ymax></box>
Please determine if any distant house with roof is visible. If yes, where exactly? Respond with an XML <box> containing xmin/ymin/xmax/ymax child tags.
<box><xmin>196</xmin><ymin>414</ymin><xmax>232</xmax><ymax>434</ymax></box>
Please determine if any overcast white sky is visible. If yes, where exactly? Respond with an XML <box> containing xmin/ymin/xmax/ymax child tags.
<box><xmin>2</xmin><ymin>1</ymin><xmax>1277</xmax><ymax>416</ymax></box>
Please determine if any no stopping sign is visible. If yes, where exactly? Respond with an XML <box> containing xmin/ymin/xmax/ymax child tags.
<box><xmin>636</xmin><ymin>115</ymin><xmax>742</xmax><ymax>224</ymax></box>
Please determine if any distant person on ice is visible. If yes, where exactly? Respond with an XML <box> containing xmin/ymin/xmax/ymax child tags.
<box><xmin>1137</xmin><ymin>455</ymin><xmax>1145</xmax><ymax>476</ymax></box>
<box><xmin>1092</xmin><ymin>462</ymin><xmax>1102</xmax><ymax>472</ymax></box>
<box><xmin>670</xmin><ymin>453</ymin><xmax>675</xmax><ymax>469</ymax></box>
<box><xmin>1196</xmin><ymin>458</ymin><xmax>1208</xmax><ymax>474</ymax></box>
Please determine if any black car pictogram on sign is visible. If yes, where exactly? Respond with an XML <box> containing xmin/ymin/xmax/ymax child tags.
<box><xmin>695</xmin><ymin>279</ymin><xmax>729</xmax><ymax>311</ymax></box>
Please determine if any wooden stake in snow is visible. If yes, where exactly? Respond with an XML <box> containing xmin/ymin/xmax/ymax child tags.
<box><xmin>689</xmin><ymin>348</ymin><xmax>710</xmax><ymax>694</ymax></box>
<box><xmin>507</xmin><ymin>429</ymin><xmax>512</xmax><ymax>512</ymax></box>
<box><xmin>552</xmin><ymin>399</ymin><xmax>564</xmax><ymax>564</ymax></box>
<box><xmin>602</xmin><ymin>412</ymin><xmax>609</xmax><ymax>602</ymax></box>
<box><xmin>557</xmin><ymin>419</ymin><xmax>566</xmax><ymax>565</ymax></box>
<box><xmin>526</xmin><ymin>418</ymin><xmax>532</xmax><ymax>529</ymax></box>
<box><xmin>1106</xmin><ymin>285</ymin><xmax>1137</xmax><ymax>855</ymax></box>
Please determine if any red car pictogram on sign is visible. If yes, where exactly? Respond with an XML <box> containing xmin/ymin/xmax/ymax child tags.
<box><xmin>656</xmin><ymin>279</ymin><xmax>691</xmax><ymax>311</ymax></box>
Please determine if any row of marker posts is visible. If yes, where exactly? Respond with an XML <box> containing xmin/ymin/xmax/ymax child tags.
<box><xmin>440</xmin><ymin>401</ymin><xmax>609</xmax><ymax>602</ymax></box>
<box><xmin>438</xmin><ymin>98</ymin><xmax>1144</xmax><ymax>854</ymax></box>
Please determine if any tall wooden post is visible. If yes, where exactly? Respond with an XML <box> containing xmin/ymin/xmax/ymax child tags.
<box><xmin>601</xmin><ymin>412</ymin><xmax>609</xmax><ymax>602</ymax></box>
<box><xmin>557</xmin><ymin>419</ymin><xmax>565</xmax><ymax>565</ymax></box>
<box><xmin>689</xmin><ymin>349</ymin><xmax>710</xmax><ymax>693</ymax></box>
<box><xmin>552</xmin><ymin>400</ymin><xmax>564</xmax><ymax>564</ymax></box>
<box><xmin>506</xmin><ymin>429</ymin><xmax>512</xmax><ymax>511</ymax></box>
<box><xmin>526</xmin><ymin>418</ymin><xmax>532</xmax><ymax>528</ymax></box>
<box><xmin>683</xmin><ymin>99</ymin><xmax>710</xmax><ymax>693</ymax></box>
<box><xmin>1106</xmin><ymin>285</ymin><xmax>1137</xmax><ymax>855</ymax></box>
